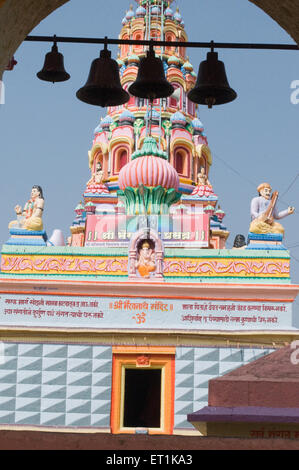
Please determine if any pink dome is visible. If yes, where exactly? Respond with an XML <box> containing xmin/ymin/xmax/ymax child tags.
<box><xmin>119</xmin><ymin>154</ymin><xmax>179</xmax><ymax>191</ymax></box>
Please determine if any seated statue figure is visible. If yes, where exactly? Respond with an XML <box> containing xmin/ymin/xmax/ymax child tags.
<box><xmin>87</xmin><ymin>161</ymin><xmax>104</xmax><ymax>185</ymax></box>
<box><xmin>197</xmin><ymin>167</ymin><xmax>211</xmax><ymax>187</ymax></box>
<box><xmin>136</xmin><ymin>240</ymin><xmax>156</xmax><ymax>278</ymax></box>
<box><xmin>86</xmin><ymin>161</ymin><xmax>108</xmax><ymax>194</ymax></box>
<box><xmin>250</xmin><ymin>182</ymin><xmax>294</xmax><ymax>235</ymax></box>
<box><xmin>9</xmin><ymin>185</ymin><xmax>44</xmax><ymax>231</ymax></box>
<box><xmin>191</xmin><ymin>167</ymin><xmax>213</xmax><ymax>197</ymax></box>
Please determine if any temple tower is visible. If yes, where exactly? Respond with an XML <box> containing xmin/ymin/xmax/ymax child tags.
<box><xmin>1</xmin><ymin>0</ymin><xmax>298</xmax><ymax>442</ymax></box>
<box><xmin>70</xmin><ymin>0</ymin><xmax>228</xmax><ymax>249</ymax></box>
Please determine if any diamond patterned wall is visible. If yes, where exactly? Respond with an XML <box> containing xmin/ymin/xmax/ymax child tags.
<box><xmin>174</xmin><ymin>346</ymin><xmax>275</xmax><ymax>429</ymax></box>
<box><xmin>0</xmin><ymin>343</ymin><xmax>112</xmax><ymax>427</ymax></box>
<box><xmin>0</xmin><ymin>342</ymin><xmax>275</xmax><ymax>431</ymax></box>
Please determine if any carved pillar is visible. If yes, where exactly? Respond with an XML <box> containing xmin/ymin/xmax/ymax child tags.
<box><xmin>155</xmin><ymin>252</ymin><xmax>164</xmax><ymax>279</ymax></box>
<box><xmin>194</xmin><ymin>156</ymin><xmax>199</xmax><ymax>182</ymax></box>
<box><xmin>103</xmin><ymin>152</ymin><xmax>109</xmax><ymax>179</ymax></box>
<box><xmin>128</xmin><ymin>249</ymin><xmax>138</xmax><ymax>279</ymax></box>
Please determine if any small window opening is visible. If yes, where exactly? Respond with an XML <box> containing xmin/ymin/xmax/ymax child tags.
<box><xmin>123</xmin><ymin>368</ymin><xmax>161</xmax><ymax>428</ymax></box>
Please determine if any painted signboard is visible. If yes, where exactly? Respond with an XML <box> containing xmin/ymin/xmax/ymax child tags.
<box><xmin>84</xmin><ymin>213</ymin><xmax>210</xmax><ymax>248</ymax></box>
<box><xmin>0</xmin><ymin>294</ymin><xmax>293</xmax><ymax>331</ymax></box>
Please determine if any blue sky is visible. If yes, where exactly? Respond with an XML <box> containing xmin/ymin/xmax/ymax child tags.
<box><xmin>1</xmin><ymin>0</ymin><xmax>299</xmax><ymax>290</ymax></box>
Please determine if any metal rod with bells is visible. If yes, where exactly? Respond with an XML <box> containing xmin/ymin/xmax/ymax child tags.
<box><xmin>30</xmin><ymin>34</ymin><xmax>299</xmax><ymax>108</ymax></box>
<box><xmin>37</xmin><ymin>35</ymin><xmax>70</xmax><ymax>83</ymax></box>
<box><xmin>188</xmin><ymin>41</ymin><xmax>237</xmax><ymax>108</ymax></box>
<box><xmin>76</xmin><ymin>38</ymin><xmax>129</xmax><ymax>107</ymax></box>
<box><xmin>26</xmin><ymin>35</ymin><xmax>299</xmax><ymax>51</ymax></box>
<box><xmin>129</xmin><ymin>43</ymin><xmax>174</xmax><ymax>100</ymax></box>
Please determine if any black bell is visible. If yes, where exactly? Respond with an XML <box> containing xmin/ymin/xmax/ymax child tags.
<box><xmin>76</xmin><ymin>47</ymin><xmax>129</xmax><ymax>107</ymax></box>
<box><xmin>37</xmin><ymin>43</ymin><xmax>70</xmax><ymax>83</ymax></box>
<box><xmin>188</xmin><ymin>51</ymin><xmax>237</xmax><ymax>108</ymax></box>
<box><xmin>129</xmin><ymin>48</ymin><xmax>174</xmax><ymax>100</ymax></box>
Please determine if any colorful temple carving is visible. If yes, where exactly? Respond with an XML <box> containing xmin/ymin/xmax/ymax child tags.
<box><xmin>66</xmin><ymin>0</ymin><xmax>228</xmax><ymax>252</ymax></box>
<box><xmin>0</xmin><ymin>0</ymin><xmax>298</xmax><ymax>439</ymax></box>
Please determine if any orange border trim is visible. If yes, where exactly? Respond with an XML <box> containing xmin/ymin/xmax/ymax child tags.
<box><xmin>112</xmin><ymin>346</ymin><xmax>176</xmax><ymax>354</ymax></box>
<box><xmin>110</xmin><ymin>346</ymin><xmax>175</xmax><ymax>435</ymax></box>
<box><xmin>0</xmin><ymin>291</ymin><xmax>295</xmax><ymax>303</ymax></box>
<box><xmin>0</xmin><ymin>278</ymin><xmax>298</xmax><ymax>302</ymax></box>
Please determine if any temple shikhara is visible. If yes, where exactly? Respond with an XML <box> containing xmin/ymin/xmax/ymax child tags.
<box><xmin>0</xmin><ymin>0</ymin><xmax>298</xmax><ymax>440</ymax></box>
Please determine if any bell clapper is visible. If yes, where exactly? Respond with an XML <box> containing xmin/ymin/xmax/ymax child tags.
<box><xmin>206</xmin><ymin>96</ymin><xmax>216</xmax><ymax>109</ymax></box>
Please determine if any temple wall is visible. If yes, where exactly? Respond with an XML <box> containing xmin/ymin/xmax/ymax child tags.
<box><xmin>174</xmin><ymin>346</ymin><xmax>274</xmax><ymax>430</ymax></box>
<box><xmin>0</xmin><ymin>340</ymin><xmax>273</xmax><ymax>432</ymax></box>
<box><xmin>0</xmin><ymin>246</ymin><xmax>292</xmax><ymax>281</ymax></box>
<box><xmin>1</xmin><ymin>0</ymin><xmax>299</xmax><ymax>446</ymax></box>
<box><xmin>0</xmin><ymin>342</ymin><xmax>113</xmax><ymax>428</ymax></box>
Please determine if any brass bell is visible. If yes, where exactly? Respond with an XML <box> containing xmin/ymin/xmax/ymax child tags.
<box><xmin>76</xmin><ymin>46</ymin><xmax>129</xmax><ymax>107</ymax></box>
<box><xmin>129</xmin><ymin>47</ymin><xmax>174</xmax><ymax>100</ymax></box>
<box><xmin>188</xmin><ymin>51</ymin><xmax>237</xmax><ymax>108</ymax></box>
<box><xmin>37</xmin><ymin>42</ymin><xmax>70</xmax><ymax>83</ymax></box>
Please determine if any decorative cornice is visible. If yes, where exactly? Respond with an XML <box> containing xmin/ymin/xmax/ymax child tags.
<box><xmin>170</xmin><ymin>137</ymin><xmax>195</xmax><ymax>154</ymax></box>
<box><xmin>121</xmin><ymin>68</ymin><xmax>138</xmax><ymax>85</ymax></box>
<box><xmin>0</xmin><ymin>326</ymin><xmax>297</xmax><ymax>349</ymax></box>
<box><xmin>196</xmin><ymin>144</ymin><xmax>212</xmax><ymax>165</ymax></box>
<box><xmin>211</xmin><ymin>229</ymin><xmax>230</xmax><ymax>240</ymax></box>
<box><xmin>69</xmin><ymin>226</ymin><xmax>85</xmax><ymax>235</ymax></box>
<box><xmin>0</xmin><ymin>278</ymin><xmax>297</xmax><ymax>301</ymax></box>
<box><xmin>166</xmin><ymin>71</ymin><xmax>186</xmax><ymax>90</ymax></box>
<box><xmin>89</xmin><ymin>142</ymin><xmax>109</xmax><ymax>167</ymax></box>
<box><xmin>108</xmin><ymin>135</ymin><xmax>134</xmax><ymax>152</ymax></box>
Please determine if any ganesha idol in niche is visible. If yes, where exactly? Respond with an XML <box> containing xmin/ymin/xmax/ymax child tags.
<box><xmin>9</xmin><ymin>185</ymin><xmax>44</xmax><ymax>232</ymax></box>
<box><xmin>136</xmin><ymin>240</ymin><xmax>157</xmax><ymax>278</ymax></box>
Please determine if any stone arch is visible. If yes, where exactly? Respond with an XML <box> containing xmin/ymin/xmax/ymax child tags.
<box><xmin>1</xmin><ymin>1</ymin><xmax>299</xmax><ymax>76</ymax></box>
<box><xmin>248</xmin><ymin>1</ymin><xmax>299</xmax><ymax>45</ymax></box>
<box><xmin>0</xmin><ymin>0</ymin><xmax>69</xmax><ymax>76</ymax></box>
<box><xmin>173</xmin><ymin>147</ymin><xmax>190</xmax><ymax>178</ymax></box>
<box><xmin>89</xmin><ymin>143</ymin><xmax>109</xmax><ymax>176</ymax></box>
<box><xmin>112</xmin><ymin>145</ymin><xmax>130</xmax><ymax>175</ymax></box>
